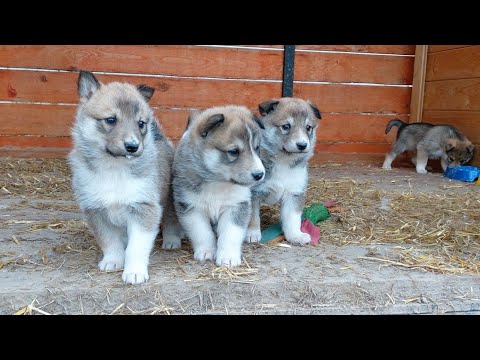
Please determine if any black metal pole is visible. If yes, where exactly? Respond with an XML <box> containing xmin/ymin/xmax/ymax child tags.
<box><xmin>282</xmin><ymin>45</ymin><xmax>295</xmax><ymax>97</ymax></box>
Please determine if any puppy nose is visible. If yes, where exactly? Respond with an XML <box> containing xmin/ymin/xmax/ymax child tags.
<box><xmin>297</xmin><ymin>142</ymin><xmax>307</xmax><ymax>151</ymax></box>
<box><xmin>252</xmin><ymin>171</ymin><xmax>264</xmax><ymax>181</ymax></box>
<box><xmin>124</xmin><ymin>142</ymin><xmax>139</xmax><ymax>153</ymax></box>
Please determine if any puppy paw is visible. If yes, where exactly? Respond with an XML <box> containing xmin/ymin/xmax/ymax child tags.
<box><xmin>382</xmin><ymin>164</ymin><xmax>392</xmax><ymax>170</ymax></box>
<box><xmin>98</xmin><ymin>254</ymin><xmax>124</xmax><ymax>272</ymax></box>
<box><xmin>122</xmin><ymin>260</ymin><xmax>149</xmax><ymax>284</ymax></box>
<box><xmin>416</xmin><ymin>168</ymin><xmax>428</xmax><ymax>174</ymax></box>
<box><xmin>286</xmin><ymin>232</ymin><xmax>311</xmax><ymax>246</ymax></box>
<box><xmin>122</xmin><ymin>270</ymin><xmax>149</xmax><ymax>284</ymax></box>
<box><xmin>162</xmin><ymin>236</ymin><xmax>182</xmax><ymax>250</ymax></box>
<box><xmin>193</xmin><ymin>247</ymin><xmax>216</xmax><ymax>262</ymax></box>
<box><xmin>245</xmin><ymin>228</ymin><xmax>262</xmax><ymax>243</ymax></box>
<box><xmin>215</xmin><ymin>251</ymin><xmax>242</xmax><ymax>267</ymax></box>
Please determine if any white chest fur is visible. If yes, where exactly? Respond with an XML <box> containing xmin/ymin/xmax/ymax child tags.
<box><xmin>184</xmin><ymin>181</ymin><xmax>250</xmax><ymax>221</ymax></box>
<box><xmin>74</xmin><ymin>163</ymin><xmax>154</xmax><ymax>208</ymax></box>
<box><xmin>260</xmin><ymin>163</ymin><xmax>307</xmax><ymax>204</ymax></box>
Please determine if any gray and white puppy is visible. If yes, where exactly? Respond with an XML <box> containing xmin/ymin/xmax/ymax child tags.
<box><xmin>68</xmin><ymin>71</ymin><xmax>182</xmax><ymax>284</ymax></box>
<box><xmin>246</xmin><ymin>97</ymin><xmax>321</xmax><ymax>245</ymax></box>
<box><xmin>173</xmin><ymin>105</ymin><xmax>265</xmax><ymax>267</ymax></box>
<box><xmin>382</xmin><ymin>119</ymin><xmax>475</xmax><ymax>173</ymax></box>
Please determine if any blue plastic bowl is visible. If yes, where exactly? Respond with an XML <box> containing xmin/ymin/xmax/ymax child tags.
<box><xmin>444</xmin><ymin>166</ymin><xmax>480</xmax><ymax>182</ymax></box>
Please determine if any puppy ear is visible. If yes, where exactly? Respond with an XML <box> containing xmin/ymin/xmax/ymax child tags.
<box><xmin>446</xmin><ymin>138</ymin><xmax>457</xmax><ymax>152</ymax></box>
<box><xmin>259</xmin><ymin>100</ymin><xmax>280</xmax><ymax>116</ymax></box>
<box><xmin>137</xmin><ymin>84</ymin><xmax>155</xmax><ymax>102</ymax></box>
<box><xmin>185</xmin><ymin>110</ymin><xmax>202</xmax><ymax>131</ymax></box>
<box><xmin>308</xmin><ymin>101</ymin><xmax>322</xmax><ymax>119</ymax></box>
<box><xmin>199</xmin><ymin>114</ymin><xmax>225</xmax><ymax>138</ymax></box>
<box><xmin>466</xmin><ymin>141</ymin><xmax>475</xmax><ymax>154</ymax></box>
<box><xmin>77</xmin><ymin>71</ymin><xmax>101</xmax><ymax>100</ymax></box>
<box><xmin>253</xmin><ymin>115</ymin><xmax>265</xmax><ymax>129</ymax></box>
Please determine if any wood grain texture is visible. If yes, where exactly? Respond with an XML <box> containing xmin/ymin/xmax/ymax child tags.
<box><xmin>0</xmin><ymin>138</ymin><xmax>392</xmax><ymax>156</ymax></box>
<box><xmin>316</xmin><ymin>114</ymin><xmax>409</xmax><ymax>143</ymax></box>
<box><xmin>0</xmin><ymin>136</ymin><xmax>71</xmax><ymax>149</ymax></box>
<box><xmin>0</xmin><ymin>70</ymin><xmax>411</xmax><ymax>114</ymax></box>
<box><xmin>426</xmin><ymin>45</ymin><xmax>480</xmax><ymax>81</ymax></box>
<box><xmin>294</xmin><ymin>82</ymin><xmax>411</xmax><ymax>114</ymax></box>
<box><xmin>0</xmin><ymin>103</ymin><xmax>191</xmax><ymax>138</ymax></box>
<box><xmin>409</xmin><ymin>45</ymin><xmax>428</xmax><ymax>122</ymax></box>
<box><xmin>242</xmin><ymin>45</ymin><xmax>415</xmax><ymax>54</ymax></box>
<box><xmin>422</xmin><ymin>110</ymin><xmax>480</xmax><ymax>143</ymax></box>
<box><xmin>0</xmin><ymin>103</ymin><xmax>409</xmax><ymax>143</ymax></box>
<box><xmin>428</xmin><ymin>45</ymin><xmax>470</xmax><ymax>53</ymax></box>
<box><xmin>0</xmin><ymin>45</ymin><xmax>283</xmax><ymax>80</ymax></box>
<box><xmin>295</xmin><ymin>45</ymin><xmax>415</xmax><ymax>55</ymax></box>
<box><xmin>0</xmin><ymin>70</ymin><xmax>282</xmax><ymax>109</ymax></box>
<box><xmin>314</xmin><ymin>142</ymin><xmax>391</xmax><ymax>154</ymax></box>
<box><xmin>294</xmin><ymin>51</ymin><xmax>413</xmax><ymax>84</ymax></box>
<box><xmin>423</xmin><ymin>78</ymin><xmax>480</xmax><ymax>111</ymax></box>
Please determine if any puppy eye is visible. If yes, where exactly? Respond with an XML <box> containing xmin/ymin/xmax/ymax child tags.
<box><xmin>104</xmin><ymin>116</ymin><xmax>116</xmax><ymax>125</ymax></box>
<box><xmin>255</xmin><ymin>145</ymin><xmax>260</xmax><ymax>152</ymax></box>
<box><xmin>281</xmin><ymin>124</ymin><xmax>291</xmax><ymax>131</ymax></box>
<box><xmin>448</xmin><ymin>157</ymin><xmax>454</xmax><ymax>162</ymax></box>
<box><xmin>227</xmin><ymin>149</ymin><xmax>239</xmax><ymax>156</ymax></box>
<box><xmin>138</xmin><ymin>120</ymin><xmax>146</xmax><ymax>129</ymax></box>
<box><xmin>306</xmin><ymin>124</ymin><xmax>312</xmax><ymax>132</ymax></box>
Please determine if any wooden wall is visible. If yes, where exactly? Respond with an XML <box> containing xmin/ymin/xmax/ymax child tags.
<box><xmin>422</xmin><ymin>45</ymin><xmax>480</xmax><ymax>166</ymax></box>
<box><xmin>0</xmin><ymin>45</ymin><xmax>415</xmax><ymax>160</ymax></box>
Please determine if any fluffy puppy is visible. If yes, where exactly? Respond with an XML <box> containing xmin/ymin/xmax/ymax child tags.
<box><xmin>246</xmin><ymin>97</ymin><xmax>321</xmax><ymax>245</ymax></box>
<box><xmin>173</xmin><ymin>106</ymin><xmax>265</xmax><ymax>267</ymax></box>
<box><xmin>68</xmin><ymin>71</ymin><xmax>182</xmax><ymax>284</ymax></box>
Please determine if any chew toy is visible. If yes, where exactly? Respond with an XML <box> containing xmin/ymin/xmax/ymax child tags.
<box><xmin>260</xmin><ymin>201</ymin><xmax>332</xmax><ymax>244</ymax></box>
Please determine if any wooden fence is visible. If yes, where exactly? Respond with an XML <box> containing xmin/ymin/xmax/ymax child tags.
<box><xmin>0</xmin><ymin>45</ymin><xmax>415</xmax><ymax>160</ymax></box>
<box><xmin>421</xmin><ymin>45</ymin><xmax>480</xmax><ymax>166</ymax></box>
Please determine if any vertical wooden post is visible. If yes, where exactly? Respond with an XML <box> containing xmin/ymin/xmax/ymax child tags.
<box><xmin>409</xmin><ymin>45</ymin><xmax>428</xmax><ymax>123</ymax></box>
<box><xmin>282</xmin><ymin>45</ymin><xmax>295</xmax><ymax>97</ymax></box>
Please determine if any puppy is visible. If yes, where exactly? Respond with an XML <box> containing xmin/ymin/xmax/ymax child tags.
<box><xmin>172</xmin><ymin>105</ymin><xmax>265</xmax><ymax>267</ymax></box>
<box><xmin>382</xmin><ymin>119</ymin><xmax>474</xmax><ymax>173</ymax></box>
<box><xmin>246</xmin><ymin>97</ymin><xmax>321</xmax><ymax>245</ymax></box>
<box><xmin>68</xmin><ymin>71</ymin><xmax>182</xmax><ymax>284</ymax></box>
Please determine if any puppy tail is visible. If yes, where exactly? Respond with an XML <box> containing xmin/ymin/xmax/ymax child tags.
<box><xmin>385</xmin><ymin>118</ymin><xmax>406</xmax><ymax>134</ymax></box>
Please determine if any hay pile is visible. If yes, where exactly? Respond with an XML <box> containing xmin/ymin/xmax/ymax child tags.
<box><xmin>1</xmin><ymin>157</ymin><xmax>479</xmax><ymax>275</ymax></box>
<box><xmin>0</xmin><ymin>158</ymin><xmax>72</xmax><ymax>200</ymax></box>
<box><xmin>262</xmin><ymin>177</ymin><xmax>480</xmax><ymax>274</ymax></box>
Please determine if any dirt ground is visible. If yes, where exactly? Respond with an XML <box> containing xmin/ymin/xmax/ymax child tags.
<box><xmin>1</xmin><ymin>157</ymin><xmax>479</xmax><ymax>315</ymax></box>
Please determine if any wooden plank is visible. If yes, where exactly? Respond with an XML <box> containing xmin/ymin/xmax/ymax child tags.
<box><xmin>310</xmin><ymin>152</ymin><xmax>386</xmax><ymax>165</ymax></box>
<box><xmin>0</xmin><ymin>70</ymin><xmax>410</xmax><ymax>114</ymax></box>
<box><xmin>0</xmin><ymin>136</ymin><xmax>71</xmax><ymax>149</ymax></box>
<box><xmin>314</xmin><ymin>142</ymin><xmax>391</xmax><ymax>154</ymax></box>
<box><xmin>0</xmin><ymin>103</ymin><xmax>191</xmax><ymax>138</ymax></box>
<box><xmin>428</xmin><ymin>45</ymin><xmax>470</xmax><ymax>53</ymax></box>
<box><xmin>242</xmin><ymin>45</ymin><xmax>415</xmax><ymax>54</ymax></box>
<box><xmin>316</xmin><ymin>114</ymin><xmax>409</xmax><ymax>143</ymax></box>
<box><xmin>294</xmin><ymin>82</ymin><xmax>411</xmax><ymax>114</ymax></box>
<box><xmin>296</xmin><ymin>45</ymin><xmax>415</xmax><ymax>55</ymax></box>
<box><xmin>422</xmin><ymin>110</ymin><xmax>480</xmax><ymax>144</ymax></box>
<box><xmin>409</xmin><ymin>45</ymin><xmax>428</xmax><ymax>122</ymax></box>
<box><xmin>0</xmin><ymin>45</ymin><xmax>284</xmax><ymax>80</ymax></box>
<box><xmin>299</xmin><ymin>45</ymin><xmax>415</xmax><ymax>55</ymax></box>
<box><xmin>426</xmin><ymin>45</ymin><xmax>480</xmax><ymax>81</ymax></box>
<box><xmin>0</xmin><ymin>137</ymin><xmax>392</xmax><ymax>156</ymax></box>
<box><xmin>0</xmin><ymin>70</ymin><xmax>282</xmax><ymax>109</ymax></box>
<box><xmin>0</xmin><ymin>103</ymin><xmax>410</xmax><ymax>143</ymax></box>
<box><xmin>294</xmin><ymin>51</ymin><xmax>413</xmax><ymax>84</ymax></box>
<box><xmin>423</xmin><ymin>78</ymin><xmax>480</xmax><ymax>111</ymax></box>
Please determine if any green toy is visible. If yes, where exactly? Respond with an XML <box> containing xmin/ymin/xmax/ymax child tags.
<box><xmin>260</xmin><ymin>202</ymin><xmax>330</xmax><ymax>243</ymax></box>
<box><xmin>302</xmin><ymin>202</ymin><xmax>330</xmax><ymax>224</ymax></box>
